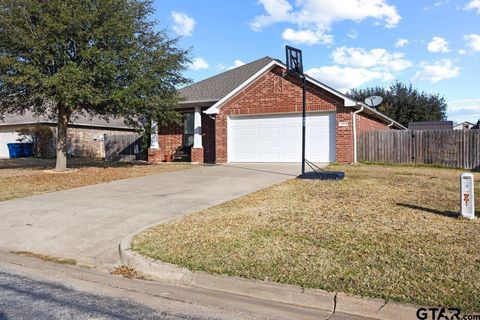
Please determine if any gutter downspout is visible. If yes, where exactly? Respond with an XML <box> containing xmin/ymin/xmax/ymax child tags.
<box><xmin>387</xmin><ymin>121</ymin><xmax>394</xmax><ymax>128</ymax></box>
<box><xmin>352</xmin><ymin>103</ymin><xmax>364</xmax><ymax>164</ymax></box>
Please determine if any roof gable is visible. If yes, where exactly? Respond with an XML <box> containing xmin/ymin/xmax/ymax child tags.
<box><xmin>179</xmin><ymin>57</ymin><xmax>274</xmax><ymax>103</ymax></box>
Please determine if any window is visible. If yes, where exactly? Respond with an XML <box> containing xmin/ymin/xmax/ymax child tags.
<box><xmin>184</xmin><ymin>112</ymin><xmax>194</xmax><ymax>147</ymax></box>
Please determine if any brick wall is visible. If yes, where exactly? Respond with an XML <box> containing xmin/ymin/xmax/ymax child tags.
<box><xmin>216</xmin><ymin>66</ymin><xmax>343</xmax><ymax>163</ymax></box>
<box><xmin>335</xmin><ymin>107</ymin><xmax>354</xmax><ymax>163</ymax></box>
<box><xmin>158</xmin><ymin>121</ymin><xmax>183</xmax><ymax>161</ymax></box>
<box><xmin>356</xmin><ymin>112</ymin><xmax>390</xmax><ymax>133</ymax></box>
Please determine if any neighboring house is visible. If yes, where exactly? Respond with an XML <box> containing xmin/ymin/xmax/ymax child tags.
<box><xmin>149</xmin><ymin>56</ymin><xmax>405</xmax><ymax>164</ymax></box>
<box><xmin>408</xmin><ymin>121</ymin><xmax>454</xmax><ymax>131</ymax></box>
<box><xmin>0</xmin><ymin>111</ymin><xmax>136</xmax><ymax>159</ymax></box>
<box><xmin>473</xmin><ymin>121</ymin><xmax>480</xmax><ymax>130</ymax></box>
<box><xmin>454</xmin><ymin>121</ymin><xmax>475</xmax><ymax>130</ymax></box>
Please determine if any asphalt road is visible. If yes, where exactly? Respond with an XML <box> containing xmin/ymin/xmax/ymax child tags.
<box><xmin>0</xmin><ymin>268</ymin><xmax>210</xmax><ymax>320</ymax></box>
<box><xmin>0</xmin><ymin>252</ymin><xmax>362</xmax><ymax>320</ymax></box>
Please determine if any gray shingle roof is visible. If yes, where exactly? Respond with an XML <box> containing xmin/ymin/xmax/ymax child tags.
<box><xmin>179</xmin><ymin>56</ymin><xmax>274</xmax><ymax>103</ymax></box>
<box><xmin>0</xmin><ymin>110</ymin><xmax>133</xmax><ymax>130</ymax></box>
<box><xmin>408</xmin><ymin>121</ymin><xmax>453</xmax><ymax>130</ymax></box>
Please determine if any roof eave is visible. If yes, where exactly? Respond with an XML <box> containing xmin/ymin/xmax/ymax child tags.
<box><xmin>177</xmin><ymin>99</ymin><xmax>218</xmax><ymax>109</ymax></box>
<box><xmin>355</xmin><ymin>102</ymin><xmax>406</xmax><ymax>130</ymax></box>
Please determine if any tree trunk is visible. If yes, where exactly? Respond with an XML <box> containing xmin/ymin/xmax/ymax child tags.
<box><xmin>55</xmin><ymin>102</ymin><xmax>71</xmax><ymax>172</ymax></box>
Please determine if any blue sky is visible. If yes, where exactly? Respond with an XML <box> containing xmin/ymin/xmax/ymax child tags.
<box><xmin>152</xmin><ymin>0</ymin><xmax>480</xmax><ymax>124</ymax></box>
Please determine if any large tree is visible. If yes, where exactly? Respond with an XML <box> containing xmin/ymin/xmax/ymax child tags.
<box><xmin>0</xmin><ymin>0</ymin><xmax>189</xmax><ymax>171</ymax></box>
<box><xmin>347</xmin><ymin>82</ymin><xmax>448</xmax><ymax>127</ymax></box>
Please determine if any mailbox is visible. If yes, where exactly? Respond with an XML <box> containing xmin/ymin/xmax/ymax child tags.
<box><xmin>460</xmin><ymin>173</ymin><xmax>475</xmax><ymax>219</ymax></box>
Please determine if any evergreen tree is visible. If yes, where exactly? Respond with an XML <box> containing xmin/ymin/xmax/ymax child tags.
<box><xmin>347</xmin><ymin>82</ymin><xmax>447</xmax><ymax>127</ymax></box>
<box><xmin>0</xmin><ymin>0</ymin><xmax>189</xmax><ymax>171</ymax></box>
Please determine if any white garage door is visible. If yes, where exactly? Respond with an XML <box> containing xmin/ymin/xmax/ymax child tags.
<box><xmin>228</xmin><ymin>112</ymin><xmax>336</xmax><ymax>163</ymax></box>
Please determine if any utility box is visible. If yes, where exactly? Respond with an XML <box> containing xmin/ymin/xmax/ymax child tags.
<box><xmin>460</xmin><ymin>173</ymin><xmax>475</xmax><ymax>219</ymax></box>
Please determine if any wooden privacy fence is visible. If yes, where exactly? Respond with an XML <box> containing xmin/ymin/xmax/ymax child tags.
<box><xmin>357</xmin><ymin>130</ymin><xmax>480</xmax><ymax>170</ymax></box>
<box><xmin>104</xmin><ymin>134</ymin><xmax>144</xmax><ymax>162</ymax></box>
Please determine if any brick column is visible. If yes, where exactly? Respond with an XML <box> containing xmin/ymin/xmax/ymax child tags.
<box><xmin>148</xmin><ymin>148</ymin><xmax>163</xmax><ymax>163</ymax></box>
<box><xmin>191</xmin><ymin>147</ymin><xmax>204</xmax><ymax>163</ymax></box>
<box><xmin>192</xmin><ymin>106</ymin><xmax>204</xmax><ymax>163</ymax></box>
<box><xmin>335</xmin><ymin>107</ymin><xmax>354</xmax><ymax>163</ymax></box>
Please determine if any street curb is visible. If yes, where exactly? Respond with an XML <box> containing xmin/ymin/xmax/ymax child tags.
<box><xmin>119</xmin><ymin>232</ymin><xmax>421</xmax><ymax>320</ymax></box>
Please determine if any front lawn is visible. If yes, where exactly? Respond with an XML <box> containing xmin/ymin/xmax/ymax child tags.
<box><xmin>133</xmin><ymin>164</ymin><xmax>480</xmax><ymax>312</ymax></box>
<box><xmin>0</xmin><ymin>158</ymin><xmax>191</xmax><ymax>202</ymax></box>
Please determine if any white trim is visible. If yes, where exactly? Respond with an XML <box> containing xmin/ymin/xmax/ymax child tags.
<box><xmin>193</xmin><ymin>106</ymin><xmax>203</xmax><ymax>148</ymax></box>
<box><xmin>227</xmin><ymin>109</ymin><xmax>335</xmax><ymax>119</ymax></box>
<box><xmin>227</xmin><ymin>115</ymin><xmax>232</xmax><ymax>162</ymax></box>
<box><xmin>150</xmin><ymin>120</ymin><xmax>159</xmax><ymax>149</ymax></box>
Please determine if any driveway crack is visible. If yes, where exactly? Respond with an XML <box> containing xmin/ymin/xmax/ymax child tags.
<box><xmin>325</xmin><ymin>292</ymin><xmax>337</xmax><ymax>320</ymax></box>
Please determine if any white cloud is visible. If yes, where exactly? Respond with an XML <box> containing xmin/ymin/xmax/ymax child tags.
<box><xmin>229</xmin><ymin>60</ymin><xmax>246</xmax><ymax>69</ymax></box>
<box><xmin>395</xmin><ymin>38</ymin><xmax>409</xmax><ymax>48</ymax></box>
<box><xmin>250</xmin><ymin>0</ymin><xmax>293</xmax><ymax>30</ymax></box>
<box><xmin>424</xmin><ymin>0</ymin><xmax>450</xmax><ymax>10</ymax></box>
<box><xmin>331</xmin><ymin>47</ymin><xmax>412</xmax><ymax>72</ymax></box>
<box><xmin>464</xmin><ymin>34</ymin><xmax>480</xmax><ymax>51</ymax></box>
<box><xmin>448</xmin><ymin>99</ymin><xmax>480</xmax><ymax>124</ymax></box>
<box><xmin>251</xmin><ymin>0</ymin><xmax>401</xmax><ymax>45</ymax></box>
<box><xmin>282</xmin><ymin>28</ymin><xmax>333</xmax><ymax>45</ymax></box>
<box><xmin>412</xmin><ymin>59</ymin><xmax>460</xmax><ymax>83</ymax></box>
<box><xmin>464</xmin><ymin>0</ymin><xmax>480</xmax><ymax>13</ymax></box>
<box><xmin>171</xmin><ymin>11</ymin><xmax>196</xmax><ymax>37</ymax></box>
<box><xmin>458</xmin><ymin>49</ymin><xmax>468</xmax><ymax>55</ymax></box>
<box><xmin>218</xmin><ymin>59</ymin><xmax>246</xmax><ymax>71</ymax></box>
<box><xmin>427</xmin><ymin>36</ymin><xmax>450</xmax><ymax>53</ymax></box>
<box><xmin>188</xmin><ymin>58</ymin><xmax>209</xmax><ymax>71</ymax></box>
<box><xmin>306</xmin><ymin>66</ymin><xmax>393</xmax><ymax>92</ymax></box>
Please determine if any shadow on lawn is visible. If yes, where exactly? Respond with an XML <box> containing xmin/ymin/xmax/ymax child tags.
<box><xmin>0</xmin><ymin>158</ymin><xmax>148</xmax><ymax>170</ymax></box>
<box><xmin>396</xmin><ymin>203</ymin><xmax>460</xmax><ymax>219</ymax></box>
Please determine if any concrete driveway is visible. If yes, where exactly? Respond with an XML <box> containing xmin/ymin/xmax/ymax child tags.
<box><xmin>0</xmin><ymin>164</ymin><xmax>300</xmax><ymax>267</ymax></box>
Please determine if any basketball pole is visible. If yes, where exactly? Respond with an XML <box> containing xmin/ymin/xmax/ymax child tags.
<box><xmin>285</xmin><ymin>45</ymin><xmax>306</xmax><ymax>177</ymax></box>
<box><xmin>301</xmin><ymin>75</ymin><xmax>306</xmax><ymax>176</ymax></box>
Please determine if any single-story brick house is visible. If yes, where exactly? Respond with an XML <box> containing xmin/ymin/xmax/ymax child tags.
<box><xmin>148</xmin><ymin>56</ymin><xmax>405</xmax><ymax>164</ymax></box>
<box><xmin>0</xmin><ymin>111</ymin><xmax>137</xmax><ymax>159</ymax></box>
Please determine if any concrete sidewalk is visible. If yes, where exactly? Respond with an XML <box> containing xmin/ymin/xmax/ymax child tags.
<box><xmin>0</xmin><ymin>163</ymin><xmax>300</xmax><ymax>267</ymax></box>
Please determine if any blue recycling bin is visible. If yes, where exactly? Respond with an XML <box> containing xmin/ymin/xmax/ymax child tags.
<box><xmin>7</xmin><ymin>143</ymin><xmax>21</xmax><ymax>158</ymax></box>
<box><xmin>7</xmin><ymin>143</ymin><xmax>33</xmax><ymax>158</ymax></box>
<box><xmin>22</xmin><ymin>143</ymin><xmax>33</xmax><ymax>157</ymax></box>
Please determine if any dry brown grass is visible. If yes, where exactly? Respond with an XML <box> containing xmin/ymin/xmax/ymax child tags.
<box><xmin>133</xmin><ymin>164</ymin><xmax>480</xmax><ymax>312</ymax></box>
<box><xmin>11</xmin><ymin>250</ymin><xmax>78</xmax><ymax>265</ymax></box>
<box><xmin>0</xmin><ymin>158</ymin><xmax>191</xmax><ymax>202</ymax></box>
<box><xmin>111</xmin><ymin>265</ymin><xmax>145</xmax><ymax>279</ymax></box>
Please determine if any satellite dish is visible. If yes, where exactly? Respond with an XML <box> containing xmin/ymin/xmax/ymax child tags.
<box><xmin>364</xmin><ymin>96</ymin><xmax>383</xmax><ymax>108</ymax></box>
